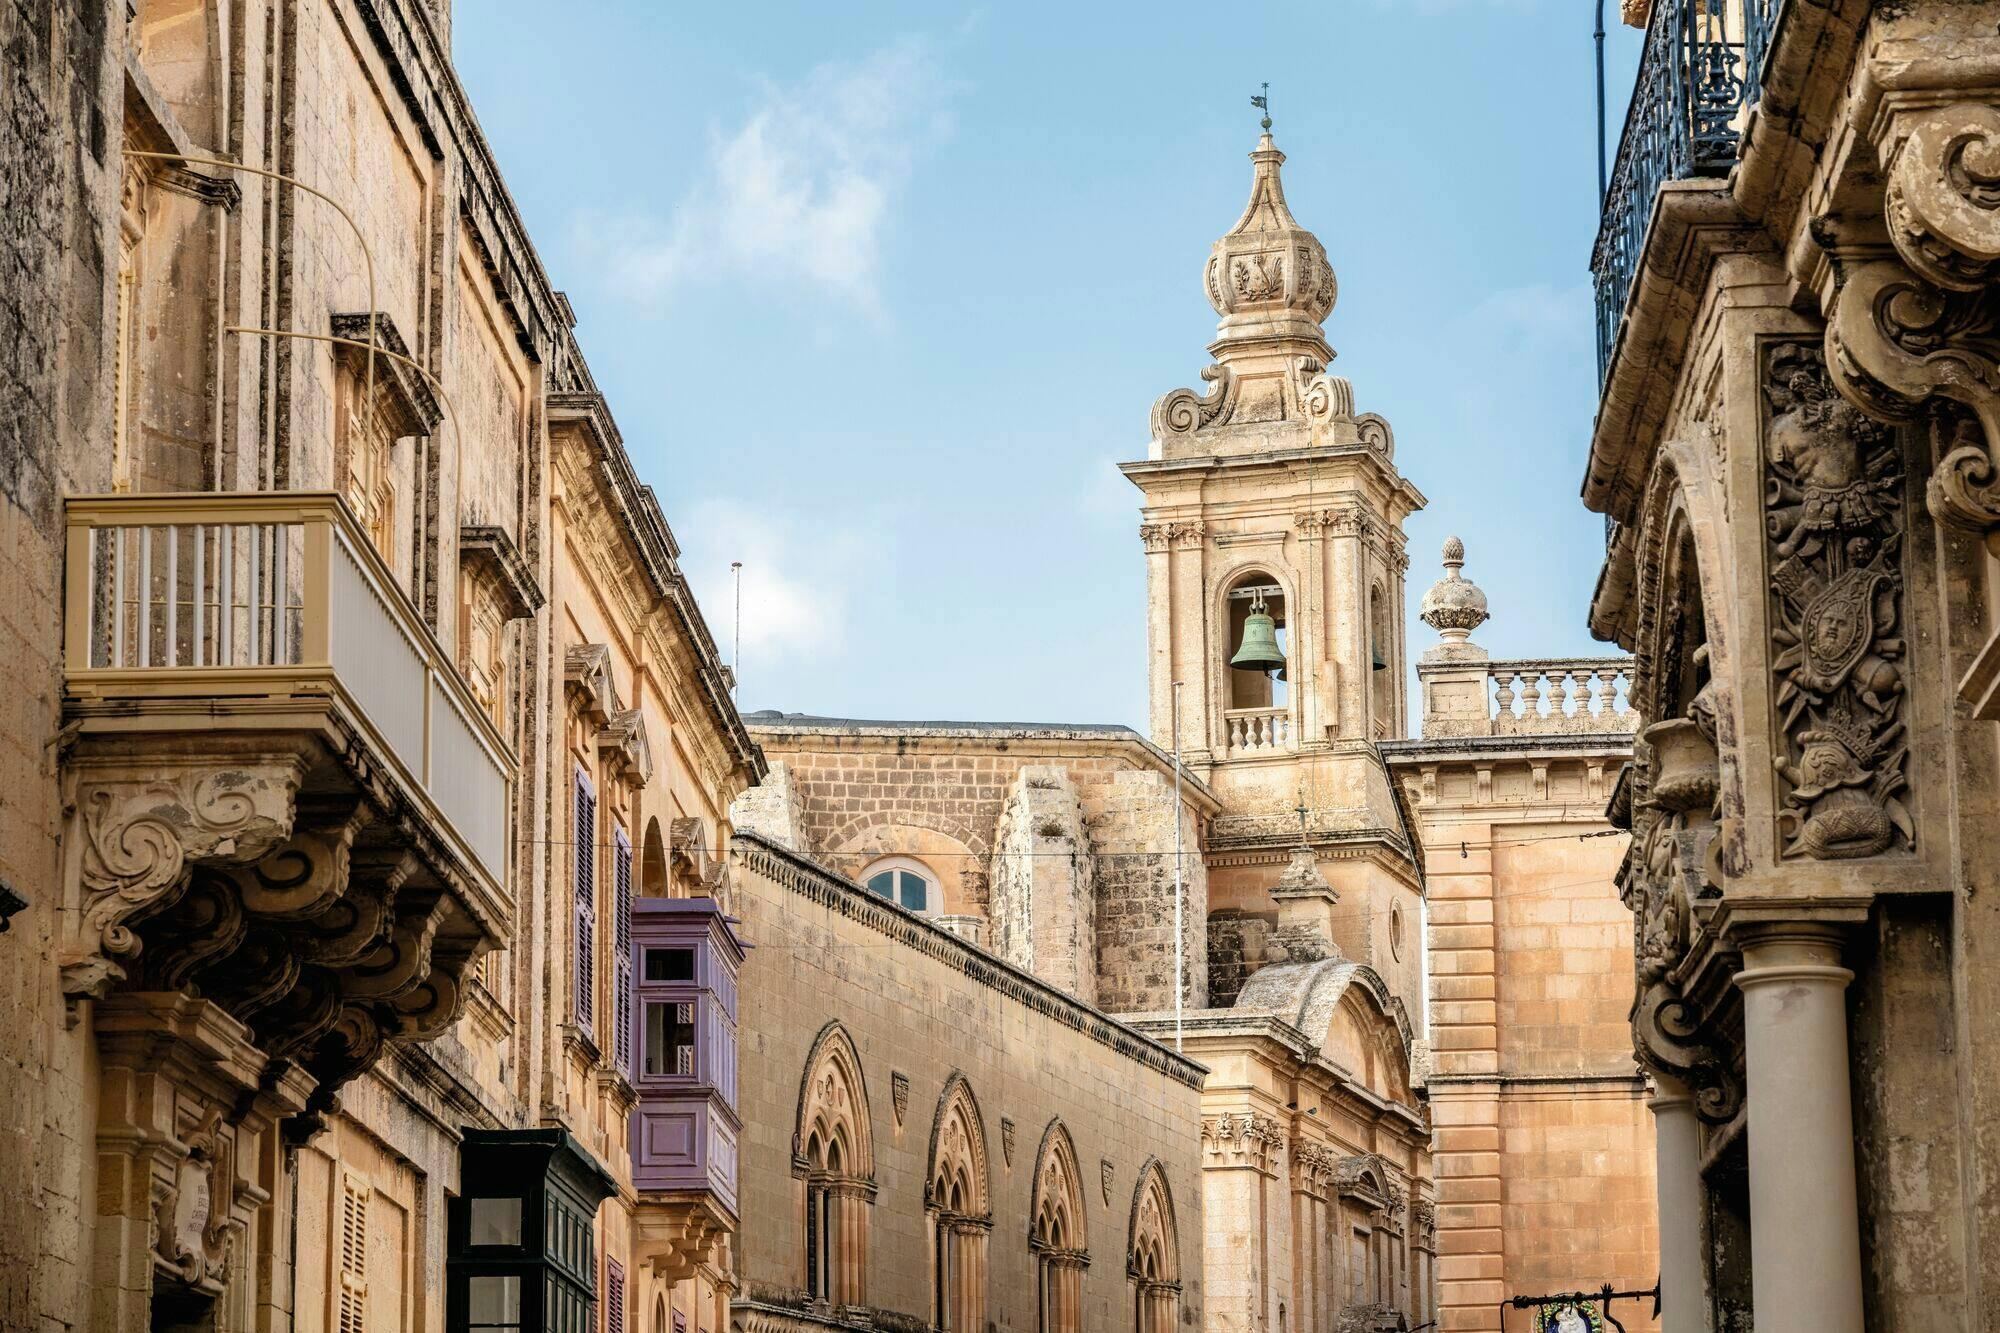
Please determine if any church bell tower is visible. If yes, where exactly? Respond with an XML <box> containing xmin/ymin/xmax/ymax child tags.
<box><xmin>1121</xmin><ymin>129</ymin><xmax>1428</xmax><ymax>1014</ymax></box>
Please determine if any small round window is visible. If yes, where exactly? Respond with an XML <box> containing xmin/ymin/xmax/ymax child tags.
<box><xmin>862</xmin><ymin>858</ymin><xmax>934</xmax><ymax>914</ymax></box>
<box><xmin>1390</xmin><ymin>903</ymin><xmax>1407</xmax><ymax>960</ymax></box>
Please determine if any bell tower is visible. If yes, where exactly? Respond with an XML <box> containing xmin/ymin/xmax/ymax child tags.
<box><xmin>1121</xmin><ymin>130</ymin><xmax>1427</xmax><ymax>1014</ymax></box>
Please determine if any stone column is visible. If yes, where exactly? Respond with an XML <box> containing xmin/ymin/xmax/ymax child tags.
<box><xmin>1736</xmin><ymin>924</ymin><xmax>1864</xmax><ymax>1333</ymax></box>
<box><xmin>1648</xmin><ymin>1074</ymin><xmax>1706</xmax><ymax>1333</ymax></box>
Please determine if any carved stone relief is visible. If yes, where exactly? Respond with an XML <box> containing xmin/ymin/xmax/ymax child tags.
<box><xmin>1763</xmin><ymin>342</ymin><xmax>1913</xmax><ymax>859</ymax></box>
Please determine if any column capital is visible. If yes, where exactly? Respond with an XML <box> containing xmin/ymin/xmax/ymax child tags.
<box><xmin>1733</xmin><ymin>922</ymin><xmax>1854</xmax><ymax>993</ymax></box>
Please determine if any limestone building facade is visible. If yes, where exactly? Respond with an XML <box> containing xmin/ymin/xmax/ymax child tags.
<box><xmin>1587</xmin><ymin>1</ymin><xmax>2000</xmax><ymax>1329</ymax></box>
<box><xmin>724</xmin><ymin>832</ymin><xmax>1208</xmax><ymax>1333</ymax></box>
<box><xmin>0</xmin><ymin>1</ymin><xmax>767</xmax><ymax>1330</ymax></box>
<box><xmin>1385</xmin><ymin>543</ymin><xmax>1657</xmax><ymax>1332</ymax></box>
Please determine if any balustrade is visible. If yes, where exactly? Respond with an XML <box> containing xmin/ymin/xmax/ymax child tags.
<box><xmin>63</xmin><ymin>491</ymin><xmax>511</xmax><ymax>883</ymax></box>
<box><xmin>1225</xmin><ymin>706</ymin><xmax>1294</xmax><ymax>754</ymax></box>
<box><xmin>1487</xmin><ymin>658</ymin><xmax>1635</xmax><ymax>734</ymax></box>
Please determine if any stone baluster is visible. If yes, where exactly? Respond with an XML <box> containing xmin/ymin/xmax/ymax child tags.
<box><xmin>1493</xmin><ymin>670</ymin><xmax>1517</xmax><ymax>720</ymax></box>
<box><xmin>1519</xmin><ymin>670</ymin><xmax>1544</xmax><ymax>721</ymax></box>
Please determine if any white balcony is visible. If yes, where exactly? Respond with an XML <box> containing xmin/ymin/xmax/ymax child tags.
<box><xmin>58</xmin><ymin>491</ymin><xmax>516</xmax><ymax>1129</ymax></box>
<box><xmin>63</xmin><ymin>491</ymin><xmax>511</xmax><ymax>888</ymax></box>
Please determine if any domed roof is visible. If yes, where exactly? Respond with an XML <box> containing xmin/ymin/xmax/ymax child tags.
<box><xmin>1419</xmin><ymin>536</ymin><xmax>1489</xmax><ymax>642</ymax></box>
<box><xmin>1204</xmin><ymin>133</ymin><xmax>1336</xmax><ymax>365</ymax></box>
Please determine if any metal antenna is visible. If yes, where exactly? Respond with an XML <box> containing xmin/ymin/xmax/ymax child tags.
<box><xmin>731</xmin><ymin>561</ymin><xmax>743</xmax><ymax>701</ymax></box>
<box><xmin>1251</xmin><ymin>82</ymin><xmax>1272</xmax><ymax>132</ymax></box>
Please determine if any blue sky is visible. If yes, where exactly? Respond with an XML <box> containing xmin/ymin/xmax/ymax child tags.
<box><xmin>453</xmin><ymin>3</ymin><xmax>1644</xmax><ymax>729</ymax></box>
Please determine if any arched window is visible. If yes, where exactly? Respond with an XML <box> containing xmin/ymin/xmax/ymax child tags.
<box><xmin>1126</xmin><ymin>1159</ymin><xmax>1180</xmax><ymax>1333</ymax></box>
<box><xmin>860</xmin><ymin>855</ymin><xmax>937</xmax><ymax>914</ymax></box>
<box><xmin>641</xmin><ymin>817</ymin><xmax>669</xmax><ymax>898</ymax></box>
<box><xmin>1030</xmin><ymin>1121</ymin><xmax>1089</xmax><ymax>1333</ymax></box>
<box><xmin>928</xmin><ymin>1076</ymin><xmax>992</xmax><ymax>1332</ymax></box>
<box><xmin>1369</xmin><ymin>582</ymin><xmax>1393</xmax><ymax>738</ymax></box>
<box><xmin>1224</xmin><ymin>572</ymin><xmax>1289</xmax><ymax>710</ymax></box>
<box><xmin>794</xmin><ymin>1022</ymin><xmax>875</xmax><ymax>1310</ymax></box>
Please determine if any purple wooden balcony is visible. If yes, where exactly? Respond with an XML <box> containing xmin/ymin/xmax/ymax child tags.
<box><xmin>628</xmin><ymin>897</ymin><xmax>745</xmax><ymax>1216</ymax></box>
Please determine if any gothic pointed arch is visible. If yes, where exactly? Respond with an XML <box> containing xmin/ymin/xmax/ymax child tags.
<box><xmin>1029</xmin><ymin>1119</ymin><xmax>1089</xmax><ymax>1333</ymax></box>
<box><xmin>793</xmin><ymin>1020</ymin><xmax>875</xmax><ymax>1182</ymax></box>
<box><xmin>926</xmin><ymin>1072</ymin><xmax>991</xmax><ymax>1218</ymax></box>
<box><xmin>793</xmin><ymin>1020</ymin><xmax>874</xmax><ymax>1309</ymax></box>
<box><xmin>927</xmin><ymin>1073</ymin><xmax>992</xmax><ymax>1332</ymax></box>
<box><xmin>1126</xmin><ymin>1157</ymin><xmax>1180</xmax><ymax>1333</ymax></box>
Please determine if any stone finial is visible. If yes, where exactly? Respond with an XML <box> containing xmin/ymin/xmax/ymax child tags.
<box><xmin>1419</xmin><ymin>535</ymin><xmax>1489</xmax><ymax>645</ymax></box>
<box><xmin>1204</xmin><ymin>132</ymin><xmax>1337</xmax><ymax>366</ymax></box>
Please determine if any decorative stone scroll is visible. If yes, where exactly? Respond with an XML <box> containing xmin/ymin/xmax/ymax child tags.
<box><xmin>1763</xmin><ymin>341</ymin><xmax>1914</xmax><ymax>859</ymax></box>
<box><xmin>1617</xmin><ymin>711</ymin><xmax>1742</xmax><ymax>1125</ymax></box>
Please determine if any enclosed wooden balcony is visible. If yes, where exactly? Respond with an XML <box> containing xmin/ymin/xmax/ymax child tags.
<box><xmin>59</xmin><ymin>490</ymin><xmax>514</xmax><ymax>1130</ymax></box>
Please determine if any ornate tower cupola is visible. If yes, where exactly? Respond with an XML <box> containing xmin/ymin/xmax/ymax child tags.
<box><xmin>1205</xmin><ymin>133</ymin><xmax>1338</xmax><ymax>370</ymax></box>
<box><xmin>1122</xmin><ymin>124</ymin><xmax>1429</xmax><ymax>1019</ymax></box>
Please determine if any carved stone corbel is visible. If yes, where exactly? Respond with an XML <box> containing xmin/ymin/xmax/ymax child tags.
<box><xmin>1632</xmin><ymin>981</ymin><xmax>1742</xmax><ymax>1125</ymax></box>
<box><xmin>1826</xmin><ymin>256</ymin><xmax>2000</xmax><ymax>532</ymax></box>
<box><xmin>1883</xmin><ymin>101</ymin><xmax>2000</xmax><ymax>294</ymax></box>
<box><xmin>66</xmin><ymin>760</ymin><xmax>305</xmax><ymax>992</ymax></box>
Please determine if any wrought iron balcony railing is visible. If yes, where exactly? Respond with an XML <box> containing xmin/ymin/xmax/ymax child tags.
<box><xmin>63</xmin><ymin>491</ymin><xmax>513</xmax><ymax>887</ymax></box>
<box><xmin>1593</xmin><ymin>0</ymin><xmax>1787</xmax><ymax>380</ymax></box>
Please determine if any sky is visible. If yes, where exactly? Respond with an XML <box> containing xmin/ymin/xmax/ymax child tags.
<box><xmin>452</xmin><ymin>2</ymin><xmax>1646</xmax><ymax>729</ymax></box>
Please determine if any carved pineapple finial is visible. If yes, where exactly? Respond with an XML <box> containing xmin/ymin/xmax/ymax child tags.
<box><xmin>1420</xmin><ymin>536</ymin><xmax>1489</xmax><ymax>644</ymax></box>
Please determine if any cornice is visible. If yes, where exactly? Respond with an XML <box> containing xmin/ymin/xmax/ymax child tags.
<box><xmin>735</xmin><ymin>835</ymin><xmax>1209</xmax><ymax>1090</ymax></box>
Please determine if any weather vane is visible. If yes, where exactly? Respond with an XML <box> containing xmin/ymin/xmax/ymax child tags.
<box><xmin>1252</xmin><ymin>82</ymin><xmax>1272</xmax><ymax>132</ymax></box>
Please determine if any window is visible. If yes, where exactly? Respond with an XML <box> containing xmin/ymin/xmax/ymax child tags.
<box><xmin>1225</xmin><ymin>576</ymin><xmax>1289</xmax><ymax>711</ymax></box>
<box><xmin>614</xmin><ymin>827</ymin><xmax>634</xmax><ymax>1075</ymax></box>
<box><xmin>1128</xmin><ymin>1162</ymin><xmax>1179</xmax><ymax>1333</ymax></box>
<box><xmin>459</xmin><ymin>576</ymin><xmax>509</xmax><ymax>729</ymax></box>
<box><xmin>469</xmin><ymin>1197</ymin><xmax>523</xmax><ymax>1247</ymax></box>
<box><xmin>605</xmin><ymin>1257</ymin><xmax>626</xmax><ymax>1333</ymax></box>
<box><xmin>795</xmin><ymin>1023</ymin><xmax>874</xmax><ymax>1308</ymax></box>
<box><xmin>573</xmin><ymin>769</ymin><xmax>597</xmax><ymax>1037</ymax></box>
<box><xmin>643</xmin><ymin>948</ymin><xmax>695</xmax><ymax>982</ymax></box>
<box><xmin>861</xmin><ymin>857</ymin><xmax>936</xmax><ymax>914</ymax></box>
<box><xmin>1030</xmin><ymin>1123</ymin><xmax>1087</xmax><ymax>1333</ymax></box>
<box><xmin>929</xmin><ymin>1077</ymin><xmax>990</xmax><ymax>1332</ymax></box>
<box><xmin>468</xmin><ymin>1275</ymin><xmax>521</xmax><ymax>1332</ymax></box>
<box><xmin>644</xmin><ymin>1001</ymin><xmax>696</xmax><ymax>1078</ymax></box>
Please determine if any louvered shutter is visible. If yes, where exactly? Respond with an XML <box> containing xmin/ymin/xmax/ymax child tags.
<box><xmin>605</xmin><ymin>1257</ymin><xmax>626</xmax><ymax>1333</ymax></box>
<box><xmin>574</xmin><ymin>769</ymin><xmax>597</xmax><ymax>1035</ymax></box>
<box><xmin>338</xmin><ymin>1172</ymin><xmax>369</xmax><ymax>1332</ymax></box>
<box><xmin>613</xmin><ymin>828</ymin><xmax>634</xmax><ymax>1075</ymax></box>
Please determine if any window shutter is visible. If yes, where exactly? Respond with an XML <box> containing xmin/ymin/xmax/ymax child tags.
<box><xmin>613</xmin><ymin>828</ymin><xmax>634</xmax><ymax>1075</ymax></box>
<box><xmin>605</xmin><ymin>1257</ymin><xmax>626</xmax><ymax>1333</ymax></box>
<box><xmin>574</xmin><ymin>769</ymin><xmax>597</xmax><ymax>1035</ymax></box>
<box><xmin>675</xmin><ymin>1003</ymin><xmax>696</xmax><ymax>1076</ymax></box>
<box><xmin>338</xmin><ymin>1172</ymin><xmax>370</xmax><ymax>1333</ymax></box>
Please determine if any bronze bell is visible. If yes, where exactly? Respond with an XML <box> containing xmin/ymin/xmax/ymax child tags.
<box><xmin>1230</xmin><ymin>594</ymin><xmax>1286</xmax><ymax>674</ymax></box>
<box><xmin>1372</xmin><ymin>642</ymin><xmax>1389</xmax><ymax>671</ymax></box>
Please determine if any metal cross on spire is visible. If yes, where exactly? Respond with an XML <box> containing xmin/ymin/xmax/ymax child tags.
<box><xmin>1252</xmin><ymin>82</ymin><xmax>1272</xmax><ymax>132</ymax></box>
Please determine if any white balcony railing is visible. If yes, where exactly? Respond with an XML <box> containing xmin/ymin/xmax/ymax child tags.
<box><xmin>1487</xmin><ymin>658</ymin><xmax>1634</xmax><ymax>735</ymax></box>
<box><xmin>63</xmin><ymin>492</ymin><xmax>512</xmax><ymax>885</ymax></box>
<box><xmin>1225</xmin><ymin>706</ymin><xmax>1293</xmax><ymax>754</ymax></box>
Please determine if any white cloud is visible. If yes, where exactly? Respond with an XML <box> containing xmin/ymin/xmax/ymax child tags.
<box><xmin>677</xmin><ymin>497</ymin><xmax>870</xmax><ymax>685</ymax></box>
<box><xmin>584</xmin><ymin>38</ymin><xmax>957</xmax><ymax>313</ymax></box>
